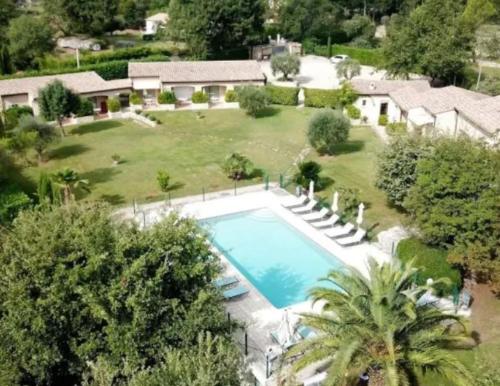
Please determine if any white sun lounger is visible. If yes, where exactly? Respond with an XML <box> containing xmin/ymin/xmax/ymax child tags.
<box><xmin>291</xmin><ymin>199</ymin><xmax>318</xmax><ymax>214</ymax></box>
<box><xmin>324</xmin><ymin>222</ymin><xmax>355</xmax><ymax>238</ymax></box>
<box><xmin>311</xmin><ymin>213</ymin><xmax>340</xmax><ymax>228</ymax></box>
<box><xmin>302</xmin><ymin>207</ymin><xmax>329</xmax><ymax>222</ymax></box>
<box><xmin>282</xmin><ymin>194</ymin><xmax>308</xmax><ymax>208</ymax></box>
<box><xmin>336</xmin><ymin>228</ymin><xmax>367</xmax><ymax>246</ymax></box>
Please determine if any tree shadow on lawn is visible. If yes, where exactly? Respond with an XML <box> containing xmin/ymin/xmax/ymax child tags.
<box><xmin>255</xmin><ymin>106</ymin><xmax>281</xmax><ymax>118</ymax></box>
<box><xmin>164</xmin><ymin>181</ymin><xmax>185</xmax><ymax>192</ymax></box>
<box><xmin>49</xmin><ymin>144</ymin><xmax>91</xmax><ymax>160</ymax></box>
<box><xmin>81</xmin><ymin>167</ymin><xmax>122</xmax><ymax>185</ymax></box>
<box><xmin>71</xmin><ymin>120</ymin><xmax>123</xmax><ymax>135</ymax></box>
<box><xmin>330</xmin><ymin>140</ymin><xmax>365</xmax><ymax>155</ymax></box>
<box><xmin>99</xmin><ymin>193</ymin><xmax>126</xmax><ymax>206</ymax></box>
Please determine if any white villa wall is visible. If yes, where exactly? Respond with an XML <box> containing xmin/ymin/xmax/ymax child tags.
<box><xmin>407</xmin><ymin>107</ymin><xmax>433</xmax><ymax>132</ymax></box>
<box><xmin>434</xmin><ymin>110</ymin><xmax>457</xmax><ymax>137</ymax></box>
<box><xmin>355</xmin><ymin>95</ymin><xmax>399</xmax><ymax>125</ymax></box>
<box><xmin>131</xmin><ymin>77</ymin><xmax>162</xmax><ymax>90</ymax></box>
<box><xmin>1</xmin><ymin>94</ymin><xmax>29</xmax><ymax>110</ymax></box>
<box><xmin>456</xmin><ymin>113</ymin><xmax>497</xmax><ymax>146</ymax></box>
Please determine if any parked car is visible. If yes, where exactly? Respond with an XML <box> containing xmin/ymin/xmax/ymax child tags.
<box><xmin>330</xmin><ymin>54</ymin><xmax>350</xmax><ymax>64</ymax></box>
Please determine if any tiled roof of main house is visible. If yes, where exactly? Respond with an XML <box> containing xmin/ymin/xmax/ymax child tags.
<box><xmin>0</xmin><ymin>72</ymin><xmax>131</xmax><ymax>98</ymax></box>
<box><xmin>128</xmin><ymin>60</ymin><xmax>266</xmax><ymax>83</ymax></box>
<box><xmin>456</xmin><ymin>95</ymin><xmax>500</xmax><ymax>135</ymax></box>
<box><xmin>351</xmin><ymin>79</ymin><xmax>431</xmax><ymax>95</ymax></box>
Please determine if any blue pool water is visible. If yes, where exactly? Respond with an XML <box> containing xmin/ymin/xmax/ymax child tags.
<box><xmin>201</xmin><ymin>208</ymin><xmax>344</xmax><ymax>308</ymax></box>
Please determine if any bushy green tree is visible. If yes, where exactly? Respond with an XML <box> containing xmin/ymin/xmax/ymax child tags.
<box><xmin>342</xmin><ymin>15</ymin><xmax>375</xmax><ymax>44</ymax></box>
<box><xmin>336</xmin><ymin>58</ymin><xmax>361</xmax><ymax>81</ymax></box>
<box><xmin>120</xmin><ymin>0</ymin><xmax>147</xmax><ymax>29</ymax></box>
<box><xmin>0</xmin><ymin>204</ymin><xmax>233</xmax><ymax>385</ymax></box>
<box><xmin>376</xmin><ymin>135</ymin><xmax>433</xmax><ymax>208</ymax></box>
<box><xmin>294</xmin><ymin>161</ymin><xmax>322</xmax><ymax>189</ymax></box>
<box><xmin>14</xmin><ymin>115</ymin><xmax>57</xmax><ymax>164</ymax></box>
<box><xmin>38</xmin><ymin>80</ymin><xmax>80</xmax><ymax>136</ymax></box>
<box><xmin>157</xmin><ymin>169</ymin><xmax>170</xmax><ymax>191</ymax></box>
<box><xmin>222</xmin><ymin>153</ymin><xmax>253</xmax><ymax>180</ymax></box>
<box><xmin>405</xmin><ymin>138</ymin><xmax>500</xmax><ymax>288</ymax></box>
<box><xmin>7</xmin><ymin>15</ymin><xmax>55</xmax><ymax>70</ymax></box>
<box><xmin>307</xmin><ymin>109</ymin><xmax>350</xmax><ymax>155</ymax></box>
<box><xmin>271</xmin><ymin>53</ymin><xmax>300</xmax><ymax>80</ymax></box>
<box><xmin>42</xmin><ymin>0</ymin><xmax>119</xmax><ymax>36</ymax></box>
<box><xmin>237</xmin><ymin>86</ymin><xmax>269</xmax><ymax>117</ymax></box>
<box><xmin>286</xmin><ymin>259</ymin><xmax>473</xmax><ymax>385</ymax></box>
<box><xmin>382</xmin><ymin>0</ymin><xmax>474</xmax><ymax>82</ymax></box>
<box><xmin>168</xmin><ymin>0</ymin><xmax>265</xmax><ymax>58</ymax></box>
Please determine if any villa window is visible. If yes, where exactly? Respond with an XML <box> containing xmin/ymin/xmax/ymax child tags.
<box><xmin>362</xmin><ymin>99</ymin><xmax>366</xmax><ymax>106</ymax></box>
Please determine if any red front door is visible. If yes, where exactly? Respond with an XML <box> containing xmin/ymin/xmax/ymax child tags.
<box><xmin>100</xmin><ymin>101</ymin><xmax>108</xmax><ymax>114</ymax></box>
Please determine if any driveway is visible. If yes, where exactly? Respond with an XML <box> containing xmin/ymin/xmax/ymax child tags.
<box><xmin>260</xmin><ymin>55</ymin><xmax>388</xmax><ymax>90</ymax></box>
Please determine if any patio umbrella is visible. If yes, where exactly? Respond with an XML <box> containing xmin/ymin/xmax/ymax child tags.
<box><xmin>356</xmin><ymin>202</ymin><xmax>365</xmax><ymax>226</ymax></box>
<box><xmin>276</xmin><ymin>309</ymin><xmax>295</xmax><ymax>347</ymax></box>
<box><xmin>331</xmin><ymin>191</ymin><xmax>339</xmax><ymax>213</ymax></box>
<box><xmin>308</xmin><ymin>180</ymin><xmax>315</xmax><ymax>200</ymax></box>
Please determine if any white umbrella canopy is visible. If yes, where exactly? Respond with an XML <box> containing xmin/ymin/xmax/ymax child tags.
<box><xmin>356</xmin><ymin>202</ymin><xmax>365</xmax><ymax>226</ymax></box>
<box><xmin>308</xmin><ymin>180</ymin><xmax>315</xmax><ymax>200</ymax></box>
<box><xmin>276</xmin><ymin>309</ymin><xmax>295</xmax><ymax>347</ymax></box>
<box><xmin>331</xmin><ymin>191</ymin><xmax>339</xmax><ymax>212</ymax></box>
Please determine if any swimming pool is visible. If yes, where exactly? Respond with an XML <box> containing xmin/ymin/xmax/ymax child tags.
<box><xmin>201</xmin><ymin>208</ymin><xmax>344</xmax><ymax>308</ymax></box>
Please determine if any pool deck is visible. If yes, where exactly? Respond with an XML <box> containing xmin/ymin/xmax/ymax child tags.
<box><xmin>115</xmin><ymin>185</ymin><xmax>392</xmax><ymax>385</ymax></box>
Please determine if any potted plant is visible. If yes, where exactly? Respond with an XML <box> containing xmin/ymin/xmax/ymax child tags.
<box><xmin>111</xmin><ymin>154</ymin><xmax>121</xmax><ymax>166</ymax></box>
<box><xmin>224</xmin><ymin>90</ymin><xmax>239</xmax><ymax>108</ymax></box>
<box><xmin>129</xmin><ymin>92</ymin><xmax>142</xmax><ymax>108</ymax></box>
<box><xmin>107</xmin><ymin>97</ymin><xmax>122</xmax><ymax>118</ymax></box>
<box><xmin>157</xmin><ymin>91</ymin><xmax>177</xmax><ymax>111</ymax></box>
<box><xmin>191</xmin><ymin>91</ymin><xmax>209</xmax><ymax>110</ymax></box>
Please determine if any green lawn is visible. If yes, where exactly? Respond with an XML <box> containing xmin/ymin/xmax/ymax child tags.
<box><xmin>22</xmin><ymin>107</ymin><xmax>403</xmax><ymax>229</ymax></box>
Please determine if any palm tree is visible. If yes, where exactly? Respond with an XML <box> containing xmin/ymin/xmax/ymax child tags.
<box><xmin>284</xmin><ymin>259</ymin><xmax>473</xmax><ymax>386</ymax></box>
<box><xmin>52</xmin><ymin>168</ymin><xmax>89</xmax><ymax>204</ymax></box>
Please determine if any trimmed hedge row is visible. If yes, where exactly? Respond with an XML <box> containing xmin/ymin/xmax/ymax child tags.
<box><xmin>305</xmin><ymin>43</ymin><xmax>384</xmax><ymax>67</ymax></box>
<box><xmin>304</xmin><ymin>88</ymin><xmax>340</xmax><ymax>108</ymax></box>
<box><xmin>265</xmin><ymin>85</ymin><xmax>299</xmax><ymax>106</ymax></box>
<box><xmin>397</xmin><ymin>238</ymin><xmax>461</xmax><ymax>296</ymax></box>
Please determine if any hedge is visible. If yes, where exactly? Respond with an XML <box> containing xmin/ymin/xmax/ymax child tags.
<box><xmin>265</xmin><ymin>85</ymin><xmax>299</xmax><ymax>106</ymax></box>
<box><xmin>191</xmin><ymin>91</ymin><xmax>209</xmax><ymax>103</ymax></box>
<box><xmin>158</xmin><ymin>91</ymin><xmax>176</xmax><ymax>104</ymax></box>
<box><xmin>304</xmin><ymin>43</ymin><xmax>384</xmax><ymax>67</ymax></box>
<box><xmin>304</xmin><ymin>88</ymin><xmax>340</xmax><ymax>108</ymax></box>
<box><xmin>397</xmin><ymin>238</ymin><xmax>462</xmax><ymax>296</ymax></box>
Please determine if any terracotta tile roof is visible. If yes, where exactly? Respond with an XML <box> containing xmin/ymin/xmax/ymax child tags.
<box><xmin>391</xmin><ymin>85</ymin><xmax>489</xmax><ymax>114</ymax></box>
<box><xmin>351</xmin><ymin>79</ymin><xmax>430</xmax><ymax>95</ymax></box>
<box><xmin>456</xmin><ymin>95</ymin><xmax>500</xmax><ymax>135</ymax></box>
<box><xmin>0</xmin><ymin>72</ymin><xmax>131</xmax><ymax>98</ymax></box>
<box><xmin>128</xmin><ymin>60</ymin><xmax>266</xmax><ymax>83</ymax></box>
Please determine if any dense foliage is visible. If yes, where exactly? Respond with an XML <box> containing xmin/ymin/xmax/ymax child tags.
<box><xmin>265</xmin><ymin>85</ymin><xmax>299</xmax><ymax>106</ymax></box>
<box><xmin>397</xmin><ymin>238</ymin><xmax>462</xmax><ymax>296</ymax></box>
<box><xmin>38</xmin><ymin>80</ymin><xmax>79</xmax><ymax>134</ymax></box>
<box><xmin>157</xmin><ymin>91</ymin><xmax>177</xmax><ymax>104</ymax></box>
<box><xmin>286</xmin><ymin>259</ymin><xmax>473</xmax><ymax>385</ymax></box>
<box><xmin>224</xmin><ymin>90</ymin><xmax>238</xmax><ymax>103</ymax></box>
<box><xmin>167</xmin><ymin>0</ymin><xmax>265</xmax><ymax>58</ymax></box>
<box><xmin>7</xmin><ymin>15</ymin><xmax>55</xmax><ymax>70</ymax></box>
<box><xmin>0</xmin><ymin>204</ymin><xmax>234</xmax><ymax>385</ymax></box>
<box><xmin>294</xmin><ymin>161</ymin><xmax>322</xmax><ymax>189</ymax></box>
<box><xmin>237</xmin><ymin>86</ymin><xmax>269</xmax><ymax>117</ymax></box>
<box><xmin>405</xmin><ymin>138</ymin><xmax>500</xmax><ymax>288</ymax></box>
<box><xmin>270</xmin><ymin>53</ymin><xmax>300</xmax><ymax>80</ymax></box>
<box><xmin>307</xmin><ymin>109</ymin><xmax>350</xmax><ymax>155</ymax></box>
<box><xmin>221</xmin><ymin>152</ymin><xmax>253</xmax><ymax>180</ymax></box>
<box><xmin>76</xmin><ymin>97</ymin><xmax>95</xmax><ymax>117</ymax></box>
<box><xmin>376</xmin><ymin>136</ymin><xmax>433</xmax><ymax>208</ymax></box>
<box><xmin>191</xmin><ymin>91</ymin><xmax>209</xmax><ymax>104</ymax></box>
<box><xmin>383</xmin><ymin>0</ymin><xmax>474</xmax><ymax>82</ymax></box>
<box><xmin>13</xmin><ymin>115</ymin><xmax>57</xmax><ymax>164</ymax></box>
<box><xmin>106</xmin><ymin>97</ymin><xmax>121</xmax><ymax>112</ymax></box>
<box><xmin>304</xmin><ymin>88</ymin><xmax>340</xmax><ymax>108</ymax></box>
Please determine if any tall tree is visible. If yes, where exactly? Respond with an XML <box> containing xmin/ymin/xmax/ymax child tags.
<box><xmin>285</xmin><ymin>259</ymin><xmax>473</xmax><ymax>386</ymax></box>
<box><xmin>404</xmin><ymin>138</ymin><xmax>500</xmax><ymax>289</ymax></box>
<box><xmin>38</xmin><ymin>80</ymin><xmax>79</xmax><ymax>136</ymax></box>
<box><xmin>382</xmin><ymin>0</ymin><xmax>474</xmax><ymax>83</ymax></box>
<box><xmin>42</xmin><ymin>0</ymin><xmax>119</xmax><ymax>36</ymax></box>
<box><xmin>7</xmin><ymin>15</ymin><xmax>55</xmax><ymax>70</ymax></box>
<box><xmin>168</xmin><ymin>0</ymin><xmax>265</xmax><ymax>58</ymax></box>
<box><xmin>120</xmin><ymin>0</ymin><xmax>147</xmax><ymax>29</ymax></box>
<box><xmin>0</xmin><ymin>0</ymin><xmax>16</xmax><ymax>31</ymax></box>
<box><xmin>0</xmin><ymin>204</ymin><xmax>233</xmax><ymax>385</ymax></box>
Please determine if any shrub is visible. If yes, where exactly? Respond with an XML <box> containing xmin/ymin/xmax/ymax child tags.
<box><xmin>224</xmin><ymin>90</ymin><xmax>238</xmax><ymax>103</ymax></box>
<box><xmin>237</xmin><ymin>86</ymin><xmax>269</xmax><ymax>117</ymax></box>
<box><xmin>337</xmin><ymin>186</ymin><xmax>361</xmax><ymax>219</ymax></box>
<box><xmin>2</xmin><ymin>105</ymin><xmax>34</xmax><ymax>131</ymax></box>
<box><xmin>337</xmin><ymin>83</ymin><xmax>358</xmax><ymax>107</ymax></box>
<box><xmin>107</xmin><ymin>98</ymin><xmax>121</xmax><ymax>113</ymax></box>
<box><xmin>129</xmin><ymin>92</ymin><xmax>142</xmax><ymax>105</ymax></box>
<box><xmin>0</xmin><ymin>186</ymin><xmax>31</xmax><ymax>225</ymax></box>
<box><xmin>304</xmin><ymin>88</ymin><xmax>339</xmax><ymax>108</ymax></box>
<box><xmin>270</xmin><ymin>53</ymin><xmax>300</xmax><ymax>80</ymax></box>
<box><xmin>378</xmin><ymin>114</ymin><xmax>388</xmax><ymax>126</ymax></box>
<box><xmin>397</xmin><ymin>238</ymin><xmax>461</xmax><ymax>296</ymax></box>
<box><xmin>76</xmin><ymin>97</ymin><xmax>94</xmax><ymax>117</ymax></box>
<box><xmin>157</xmin><ymin>170</ymin><xmax>170</xmax><ymax>192</ymax></box>
<box><xmin>221</xmin><ymin>153</ymin><xmax>253</xmax><ymax>180</ymax></box>
<box><xmin>149</xmin><ymin>116</ymin><xmax>157</xmax><ymax>122</ymax></box>
<box><xmin>294</xmin><ymin>161</ymin><xmax>322</xmax><ymax>188</ymax></box>
<box><xmin>346</xmin><ymin>104</ymin><xmax>361</xmax><ymax>119</ymax></box>
<box><xmin>111</xmin><ymin>154</ymin><xmax>121</xmax><ymax>164</ymax></box>
<box><xmin>386</xmin><ymin>122</ymin><xmax>407</xmax><ymax>136</ymax></box>
<box><xmin>135</xmin><ymin>109</ymin><xmax>142</xmax><ymax>114</ymax></box>
<box><xmin>91</xmin><ymin>60</ymin><xmax>128</xmax><ymax>80</ymax></box>
<box><xmin>265</xmin><ymin>85</ymin><xmax>299</xmax><ymax>106</ymax></box>
<box><xmin>307</xmin><ymin>109</ymin><xmax>351</xmax><ymax>155</ymax></box>
<box><xmin>157</xmin><ymin>91</ymin><xmax>176</xmax><ymax>104</ymax></box>
<box><xmin>191</xmin><ymin>91</ymin><xmax>209</xmax><ymax>104</ymax></box>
